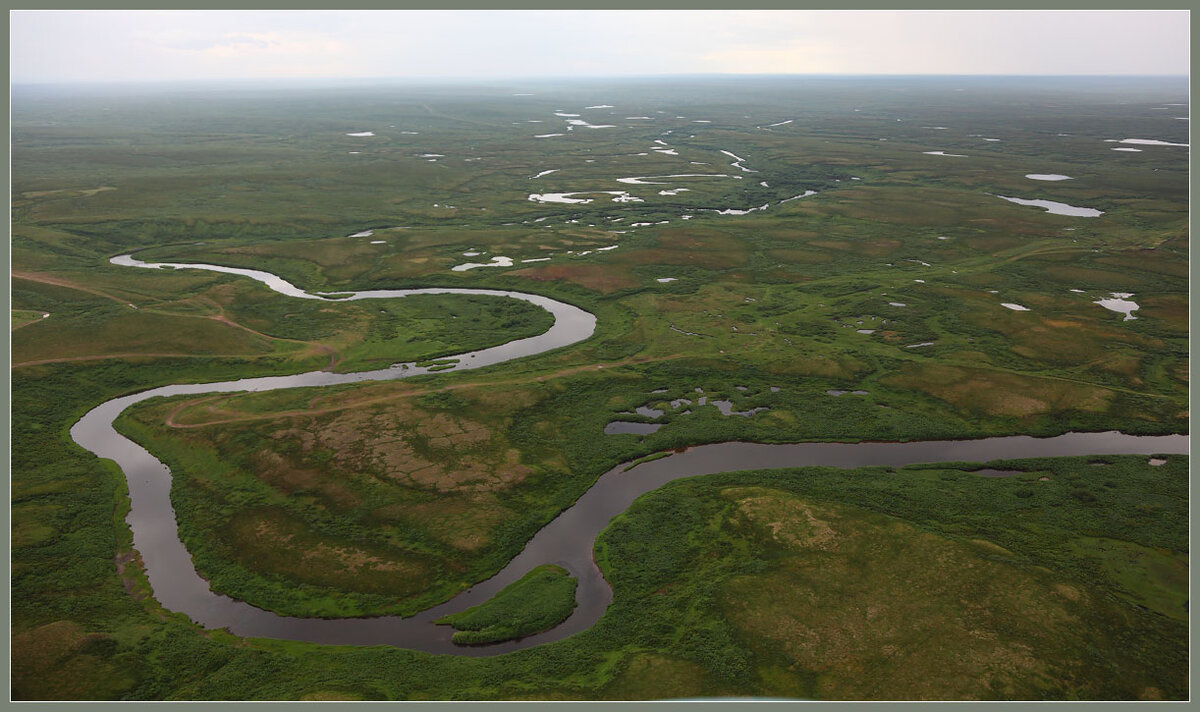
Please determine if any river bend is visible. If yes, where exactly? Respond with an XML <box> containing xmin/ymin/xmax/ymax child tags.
<box><xmin>69</xmin><ymin>255</ymin><xmax>1187</xmax><ymax>657</ymax></box>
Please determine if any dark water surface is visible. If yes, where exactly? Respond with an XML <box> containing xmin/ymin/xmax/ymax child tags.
<box><xmin>604</xmin><ymin>421</ymin><xmax>663</xmax><ymax>435</ymax></box>
<box><xmin>71</xmin><ymin>256</ymin><xmax>1188</xmax><ymax>657</ymax></box>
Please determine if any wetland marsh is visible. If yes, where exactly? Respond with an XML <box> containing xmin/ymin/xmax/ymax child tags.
<box><xmin>11</xmin><ymin>75</ymin><xmax>1188</xmax><ymax>701</ymax></box>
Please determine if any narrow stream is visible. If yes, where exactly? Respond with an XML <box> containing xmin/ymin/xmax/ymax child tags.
<box><xmin>69</xmin><ymin>255</ymin><xmax>1187</xmax><ymax>657</ymax></box>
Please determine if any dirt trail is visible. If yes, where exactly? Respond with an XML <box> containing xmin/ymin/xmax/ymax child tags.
<box><xmin>164</xmin><ymin>353</ymin><xmax>686</xmax><ymax>429</ymax></box>
<box><xmin>12</xmin><ymin>271</ymin><xmax>135</xmax><ymax>306</ymax></box>
<box><xmin>10</xmin><ymin>287</ymin><xmax>340</xmax><ymax>370</ymax></box>
<box><xmin>12</xmin><ymin>352</ymin><xmax>279</xmax><ymax>369</ymax></box>
<box><xmin>142</xmin><ymin>293</ymin><xmax>341</xmax><ymax>370</ymax></box>
<box><xmin>10</xmin><ymin>314</ymin><xmax>47</xmax><ymax>332</ymax></box>
<box><xmin>159</xmin><ymin>309</ymin><xmax>340</xmax><ymax>371</ymax></box>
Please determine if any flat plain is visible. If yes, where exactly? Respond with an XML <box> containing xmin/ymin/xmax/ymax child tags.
<box><xmin>10</xmin><ymin>76</ymin><xmax>1188</xmax><ymax>700</ymax></box>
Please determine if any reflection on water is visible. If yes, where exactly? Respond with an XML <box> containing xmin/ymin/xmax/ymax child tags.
<box><xmin>73</xmin><ymin>255</ymin><xmax>1190</xmax><ymax>657</ymax></box>
<box><xmin>1094</xmin><ymin>293</ymin><xmax>1139</xmax><ymax>321</ymax></box>
<box><xmin>604</xmin><ymin>422</ymin><xmax>664</xmax><ymax>435</ymax></box>
<box><xmin>710</xmin><ymin>399</ymin><xmax>770</xmax><ymax>417</ymax></box>
<box><xmin>996</xmin><ymin>195</ymin><xmax>1103</xmax><ymax>217</ymax></box>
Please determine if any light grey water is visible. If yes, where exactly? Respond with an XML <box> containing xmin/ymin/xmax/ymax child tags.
<box><xmin>71</xmin><ymin>255</ymin><xmax>1188</xmax><ymax>657</ymax></box>
<box><xmin>604</xmin><ymin>421</ymin><xmax>663</xmax><ymax>435</ymax></box>
<box><xmin>995</xmin><ymin>195</ymin><xmax>1104</xmax><ymax>217</ymax></box>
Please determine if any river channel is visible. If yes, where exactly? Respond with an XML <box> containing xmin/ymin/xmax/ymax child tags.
<box><xmin>70</xmin><ymin>255</ymin><xmax>1188</xmax><ymax>657</ymax></box>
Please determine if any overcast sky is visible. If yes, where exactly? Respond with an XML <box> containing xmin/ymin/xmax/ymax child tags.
<box><xmin>10</xmin><ymin>10</ymin><xmax>1191</xmax><ymax>84</ymax></box>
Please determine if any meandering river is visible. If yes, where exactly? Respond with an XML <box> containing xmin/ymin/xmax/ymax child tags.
<box><xmin>70</xmin><ymin>255</ymin><xmax>1187</xmax><ymax>657</ymax></box>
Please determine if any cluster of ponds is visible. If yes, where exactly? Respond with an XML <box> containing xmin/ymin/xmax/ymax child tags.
<box><xmin>519</xmin><ymin>139</ymin><xmax>821</xmax><ymax>224</ymax></box>
<box><xmin>604</xmin><ymin>386</ymin><xmax>775</xmax><ymax>435</ymax></box>
<box><xmin>354</xmin><ymin>118</ymin><xmax>1178</xmax><ymax>278</ymax></box>
<box><xmin>605</xmin><ymin>385</ymin><xmax>884</xmax><ymax>435</ymax></box>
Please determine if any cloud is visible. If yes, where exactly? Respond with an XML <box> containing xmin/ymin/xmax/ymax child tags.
<box><xmin>10</xmin><ymin>9</ymin><xmax>1190</xmax><ymax>83</ymax></box>
<box><xmin>135</xmin><ymin>28</ymin><xmax>353</xmax><ymax>77</ymax></box>
<box><xmin>695</xmin><ymin>11</ymin><xmax>1189</xmax><ymax>76</ymax></box>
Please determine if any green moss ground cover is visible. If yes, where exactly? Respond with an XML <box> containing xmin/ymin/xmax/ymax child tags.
<box><xmin>435</xmin><ymin>565</ymin><xmax>578</xmax><ymax>645</ymax></box>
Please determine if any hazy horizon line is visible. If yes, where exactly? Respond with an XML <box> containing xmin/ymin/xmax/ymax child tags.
<box><xmin>12</xmin><ymin>72</ymin><xmax>1190</xmax><ymax>88</ymax></box>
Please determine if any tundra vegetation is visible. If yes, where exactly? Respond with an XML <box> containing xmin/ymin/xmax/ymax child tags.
<box><xmin>435</xmin><ymin>565</ymin><xmax>578</xmax><ymax>645</ymax></box>
<box><xmin>11</xmin><ymin>76</ymin><xmax>1187</xmax><ymax>700</ymax></box>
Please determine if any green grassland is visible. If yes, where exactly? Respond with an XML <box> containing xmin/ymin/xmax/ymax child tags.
<box><xmin>435</xmin><ymin>565</ymin><xmax>578</xmax><ymax>645</ymax></box>
<box><xmin>10</xmin><ymin>76</ymin><xmax>1188</xmax><ymax>700</ymax></box>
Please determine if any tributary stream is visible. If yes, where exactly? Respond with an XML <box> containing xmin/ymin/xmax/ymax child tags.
<box><xmin>70</xmin><ymin>255</ymin><xmax>1188</xmax><ymax>656</ymax></box>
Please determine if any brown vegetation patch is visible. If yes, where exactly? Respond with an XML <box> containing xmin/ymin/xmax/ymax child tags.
<box><xmin>1140</xmin><ymin>687</ymin><xmax>1166</xmax><ymax>701</ymax></box>
<box><xmin>644</xmin><ymin>285</ymin><xmax>741</xmax><ymax>315</ymax></box>
<box><xmin>1136</xmin><ymin>294</ymin><xmax>1188</xmax><ymax>333</ymax></box>
<box><xmin>1042</xmin><ymin>265</ymin><xmax>1146</xmax><ymax>290</ymax></box>
<box><xmin>1006</xmin><ymin>327</ymin><xmax>1104</xmax><ymax>365</ymax></box>
<box><xmin>883</xmin><ymin>363</ymin><xmax>1113</xmax><ymax>417</ymax></box>
<box><xmin>300</xmin><ymin>540</ymin><xmax>413</xmax><ymax>574</ymax></box>
<box><xmin>374</xmin><ymin>492</ymin><xmax>511</xmax><ymax>552</ymax></box>
<box><xmin>726</xmin><ymin>487</ymin><xmax>837</xmax><ymax>551</ymax></box>
<box><xmin>114</xmin><ymin>551</ymin><xmax>148</xmax><ymax>600</ymax></box>
<box><xmin>808</xmin><ymin>238</ymin><xmax>901</xmax><ymax>256</ymax></box>
<box><xmin>419</xmin><ymin>412</ymin><xmax>491</xmax><ymax>448</ymax></box>
<box><xmin>767</xmin><ymin>248</ymin><xmax>834</xmax><ymax>264</ymax></box>
<box><xmin>1041</xmin><ymin>319</ymin><xmax>1080</xmax><ymax>329</ymax></box>
<box><xmin>505</xmin><ymin>263</ymin><xmax>640</xmax><ymax>293</ymax></box>
<box><xmin>969</xmin><ymin>539</ymin><xmax>1015</xmax><ymax>557</ymax></box>
<box><xmin>269</xmin><ymin>427</ymin><xmax>316</xmax><ymax>451</ymax></box>
<box><xmin>616</xmin><ymin>246</ymin><xmax>747</xmax><ymax>269</ymax></box>
<box><xmin>12</xmin><ymin>620</ymin><xmax>89</xmax><ymax>673</ymax></box>
<box><xmin>1097</xmin><ymin>251</ymin><xmax>1189</xmax><ymax>279</ymax></box>
<box><xmin>301</xmin><ymin>691</ymin><xmax>366</xmax><ymax>701</ymax></box>
<box><xmin>1094</xmin><ymin>354</ymin><xmax>1143</xmax><ymax>379</ymax></box>
<box><xmin>601</xmin><ymin>654</ymin><xmax>715</xmax><ymax>700</ymax></box>
<box><xmin>655</xmin><ymin>226</ymin><xmax>739</xmax><ymax>251</ymax></box>
<box><xmin>11</xmin><ymin>621</ymin><xmax>135</xmax><ymax>700</ymax></box>
<box><xmin>377</xmin><ymin>251</ymin><xmax>457</xmax><ymax>279</ymax></box>
<box><xmin>227</xmin><ymin>510</ymin><xmax>430</xmax><ymax>595</ymax></box>
<box><xmin>301</xmin><ymin>409</ymin><xmax>443</xmax><ymax>485</ymax></box>
<box><xmin>250</xmin><ymin>449</ymin><xmax>362</xmax><ymax>509</ymax></box>
<box><xmin>11</xmin><ymin>503</ymin><xmax>59</xmax><ymax>549</ymax></box>
<box><xmin>267</xmin><ymin>401</ymin><xmax>531</xmax><ymax>492</ymax></box>
<box><xmin>1053</xmin><ymin>583</ymin><xmax>1082</xmax><ymax>601</ymax></box>
<box><xmin>720</xmin><ymin>493</ymin><xmax>1085</xmax><ymax>700</ymax></box>
<box><xmin>930</xmin><ymin>284</ymin><xmax>1160</xmax><ymax>366</ymax></box>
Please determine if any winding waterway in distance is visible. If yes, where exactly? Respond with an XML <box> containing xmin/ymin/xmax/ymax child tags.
<box><xmin>70</xmin><ymin>255</ymin><xmax>1187</xmax><ymax>657</ymax></box>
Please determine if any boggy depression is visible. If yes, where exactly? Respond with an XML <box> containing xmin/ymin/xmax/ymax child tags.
<box><xmin>71</xmin><ymin>255</ymin><xmax>1187</xmax><ymax>657</ymax></box>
